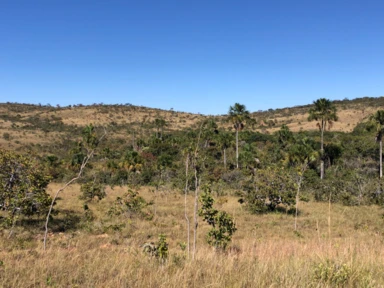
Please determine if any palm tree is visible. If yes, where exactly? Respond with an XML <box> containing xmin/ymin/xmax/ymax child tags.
<box><xmin>308</xmin><ymin>98</ymin><xmax>338</xmax><ymax>179</ymax></box>
<box><xmin>371</xmin><ymin>110</ymin><xmax>384</xmax><ymax>178</ymax></box>
<box><xmin>277</xmin><ymin>124</ymin><xmax>294</xmax><ymax>148</ymax></box>
<box><xmin>228</xmin><ymin>103</ymin><xmax>250</xmax><ymax>169</ymax></box>
<box><xmin>154</xmin><ymin>118</ymin><xmax>167</xmax><ymax>139</ymax></box>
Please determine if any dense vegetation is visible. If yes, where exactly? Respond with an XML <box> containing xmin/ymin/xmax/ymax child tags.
<box><xmin>1</xmin><ymin>98</ymin><xmax>384</xmax><ymax>286</ymax></box>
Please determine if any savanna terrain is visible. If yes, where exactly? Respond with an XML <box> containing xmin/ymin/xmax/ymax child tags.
<box><xmin>1</xmin><ymin>97</ymin><xmax>384</xmax><ymax>287</ymax></box>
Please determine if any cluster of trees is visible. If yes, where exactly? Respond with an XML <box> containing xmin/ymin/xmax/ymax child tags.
<box><xmin>2</xmin><ymin>98</ymin><xmax>384</xmax><ymax>249</ymax></box>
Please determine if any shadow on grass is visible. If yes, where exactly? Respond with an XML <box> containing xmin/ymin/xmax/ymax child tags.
<box><xmin>18</xmin><ymin>209</ymin><xmax>82</xmax><ymax>232</ymax></box>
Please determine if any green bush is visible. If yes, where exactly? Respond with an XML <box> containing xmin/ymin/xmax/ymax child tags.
<box><xmin>0</xmin><ymin>149</ymin><xmax>52</xmax><ymax>222</ymax></box>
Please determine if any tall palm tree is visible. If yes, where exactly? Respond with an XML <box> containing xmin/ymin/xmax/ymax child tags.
<box><xmin>308</xmin><ymin>98</ymin><xmax>338</xmax><ymax>179</ymax></box>
<box><xmin>371</xmin><ymin>110</ymin><xmax>384</xmax><ymax>178</ymax></box>
<box><xmin>228</xmin><ymin>103</ymin><xmax>250</xmax><ymax>169</ymax></box>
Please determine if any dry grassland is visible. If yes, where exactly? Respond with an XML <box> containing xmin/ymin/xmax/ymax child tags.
<box><xmin>0</xmin><ymin>184</ymin><xmax>383</xmax><ymax>287</ymax></box>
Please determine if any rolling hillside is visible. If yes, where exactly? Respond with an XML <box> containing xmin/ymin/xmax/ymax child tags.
<box><xmin>1</xmin><ymin>96</ymin><xmax>384</xmax><ymax>150</ymax></box>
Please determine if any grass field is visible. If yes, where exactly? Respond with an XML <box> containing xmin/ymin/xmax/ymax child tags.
<box><xmin>1</xmin><ymin>184</ymin><xmax>383</xmax><ymax>287</ymax></box>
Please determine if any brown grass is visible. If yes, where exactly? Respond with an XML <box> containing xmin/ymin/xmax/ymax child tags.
<box><xmin>2</xmin><ymin>101</ymin><xmax>384</xmax><ymax>151</ymax></box>
<box><xmin>0</xmin><ymin>184</ymin><xmax>383</xmax><ymax>287</ymax></box>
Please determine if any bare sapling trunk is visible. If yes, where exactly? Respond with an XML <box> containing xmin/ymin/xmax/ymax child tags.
<box><xmin>43</xmin><ymin>128</ymin><xmax>106</xmax><ymax>251</ymax></box>
<box><xmin>295</xmin><ymin>163</ymin><xmax>308</xmax><ymax>231</ymax></box>
<box><xmin>320</xmin><ymin>122</ymin><xmax>324</xmax><ymax>180</ymax></box>
<box><xmin>184</xmin><ymin>155</ymin><xmax>190</xmax><ymax>258</ymax></box>
<box><xmin>193</xmin><ymin>168</ymin><xmax>199</xmax><ymax>260</ymax></box>
<box><xmin>192</xmin><ymin>124</ymin><xmax>203</xmax><ymax>260</ymax></box>
<box><xmin>380</xmin><ymin>139</ymin><xmax>382</xmax><ymax>178</ymax></box>
<box><xmin>236</xmin><ymin>129</ymin><xmax>239</xmax><ymax>169</ymax></box>
<box><xmin>294</xmin><ymin>174</ymin><xmax>303</xmax><ymax>231</ymax></box>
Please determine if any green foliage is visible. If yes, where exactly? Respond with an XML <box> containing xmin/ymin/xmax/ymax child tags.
<box><xmin>308</xmin><ymin>98</ymin><xmax>338</xmax><ymax>126</ymax></box>
<box><xmin>228</xmin><ymin>103</ymin><xmax>251</xmax><ymax>130</ymax></box>
<box><xmin>312</xmin><ymin>260</ymin><xmax>352</xmax><ymax>286</ymax></box>
<box><xmin>276</xmin><ymin>124</ymin><xmax>294</xmax><ymax>148</ymax></box>
<box><xmin>108</xmin><ymin>187</ymin><xmax>152</xmax><ymax>219</ymax></box>
<box><xmin>244</xmin><ymin>166</ymin><xmax>296</xmax><ymax>213</ymax></box>
<box><xmin>3</xmin><ymin>132</ymin><xmax>10</xmax><ymax>141</ymax></box>
<box><xmin>79</xmin><ymin>182</ymin><xmax>106</xmax><ymax>202</ymax></box>
<box><xmin>0</xmin><ymin>149</ymin><xmax>52</xmax><ymax>221</ymax></box>
<box><xmin>156</xmin><ymin>234</ymin><xmax>169</xmax><ymax>261</ymax></box>
<box><xmin>199</xmin><ymin>185</ymin><xmax>237</xmax><ymax>250</ymax></box>
<box><xmin>143</xmin><ymin>234</ymin><xmax>169</xmax><ymax>262</ymax></box>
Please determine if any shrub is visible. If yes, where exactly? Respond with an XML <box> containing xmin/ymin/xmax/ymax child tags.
<box><xmin>244</xmin><ymin>166</ymin><xmax>295</xmax><ymax>213</ymax></box>
<box><xmin>199</xmin><ymin>185</ymin><xmax>237</xmax><ymax>250</ymax></box>
<box><xmin>79</xmin><ymin>182</ymin><xmax>106</xmax><ymax>202</ymax></box>
<box><xmin>0</xmin><ymin>149</ymin><xmax>52</xmax><ymax>222</ymax></box>
<box><xmin>108</xmin><ymin>187</ymin><xmax>152</xmax><ymax>219</ymax></box>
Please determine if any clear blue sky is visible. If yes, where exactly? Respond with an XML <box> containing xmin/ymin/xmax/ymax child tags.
<box><xmin>1</xmin><ymin>0</ymin><xmax>384</xmax><ymax>115</ymax></box>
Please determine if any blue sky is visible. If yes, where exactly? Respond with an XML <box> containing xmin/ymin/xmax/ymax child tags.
<box><xmin>1</xmin><ymin>0</ymin><xmax>384</xmax><ymax>115</ymax></box>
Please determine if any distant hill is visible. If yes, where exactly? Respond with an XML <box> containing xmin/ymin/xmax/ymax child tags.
<box><xmin>1</xmin><ymin>96</ymin><xmax>384</xmax><ymax>151</ymax></box>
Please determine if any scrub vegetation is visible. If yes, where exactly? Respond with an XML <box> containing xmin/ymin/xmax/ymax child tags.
<box><xmin>1</xmin><ymin>96</ymin><xmax>384</xmax><ymax>286</ymax></box>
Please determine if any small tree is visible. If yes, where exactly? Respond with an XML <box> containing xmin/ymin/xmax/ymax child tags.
<box><xmin>244</xmin><ymin>166</ymin><xmax>296</xmax><ymax>213</ymax></box>
<box><xmin>79</xmin><ymin>181</ymin><xmax>106</xmax><ymax>202</ymax></box>
<box><xmin>287</xmin><ymin>137</ymin><xmax>317</xmax><ymax>230</ymax></box>
<box><xmin>44</xmin><ymin>124</ymin><xmax>106</xmax><ymax>250</ymax></box>
<box><xmin>199</xmin><ymin>185</ymin><xmax>237</xmax><ymax>250</ymax></box>
<box><xmin>143</xmin><ymin>233</ymin><xmax>169</xmax><ymax>263</ymax></box>
<box><xmin>0</xmin><ymin>149</ymin><xmax>52</xmax><ymax>224</ymax></box>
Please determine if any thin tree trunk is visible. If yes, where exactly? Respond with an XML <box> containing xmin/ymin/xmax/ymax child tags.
<box><xmin>193</xmin><ymin>168</ymin><xmax>199</xmax><ymax>260</ymax></box>
<box><xmin>380</xmin><ymin>139</ymin><xmax>382</xmax><ymax>178</ymax></box>
<box><xmin>184</xmin><ymin>155</ymin><xmax>190</xmax><ymax>258</ymax></box>
<box><xmin>43</xmin><ymin>128</ymin><xmax>106</xmax><ymax>251</ymax></box>
<box><xmin>44</xmin><ymin>153</ymin><xmax>93</xmax><ymax>250</ymax></box>
<box><xmin>223</xmin><ymin>148</ymin><xmax>227</xmax><ymax>170</ymax></box>
<box><xmin>320</xmin><ymin>123</ymin><xmax>324</xmax><ymax>180</ymax></box>
<box><xmin>236</xmin><ymin>129</ymin><xmax>239</xmax><ymax>169</ymax></box>
<box><xmin>192</xmin><ymin>124</ymin><xmax>203</xmax><ymax>260</ymax></box>
<box><xmin>294</xmin><ymin>175</ymin><xmax>303</xmax><ymax>231</ymax></box>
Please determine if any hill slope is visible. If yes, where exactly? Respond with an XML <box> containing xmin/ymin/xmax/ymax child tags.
<box><xmin>1</xmin><ymin>96</ymin><xmax>384</xmax><ymax>150</ymax></box>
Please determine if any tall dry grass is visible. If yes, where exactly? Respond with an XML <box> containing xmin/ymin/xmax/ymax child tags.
<box><xmin>0</xmin><ymin>184</ymin><xmax>383</xmax><ymax>287</ymax></box>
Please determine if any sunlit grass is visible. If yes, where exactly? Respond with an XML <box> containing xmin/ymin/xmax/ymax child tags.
<box><xmin>1</xmin><ymin>184</ymin><xmax>383</xmax><ymax>287</ymax></box>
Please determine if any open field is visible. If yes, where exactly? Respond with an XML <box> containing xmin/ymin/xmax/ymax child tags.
<box><xmin>1</xmin><ymin>184</ymin><xmax>384</xmax><ymax>287</ymax></box>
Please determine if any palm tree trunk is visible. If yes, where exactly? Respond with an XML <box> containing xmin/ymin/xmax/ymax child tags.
<box><xmin>236</xmin><ymin>129</ymin><xmax>239</xmax><ymax>169</ymax></box>
<box><xmin>380</xmin><ymin>139</ymin><xmax>383</xmax><ymax>178</ymax></box>
<box><xmin>320</xmin><ymin>123</ymin><xmax>324</xmax><ymax>180</ymax></box>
